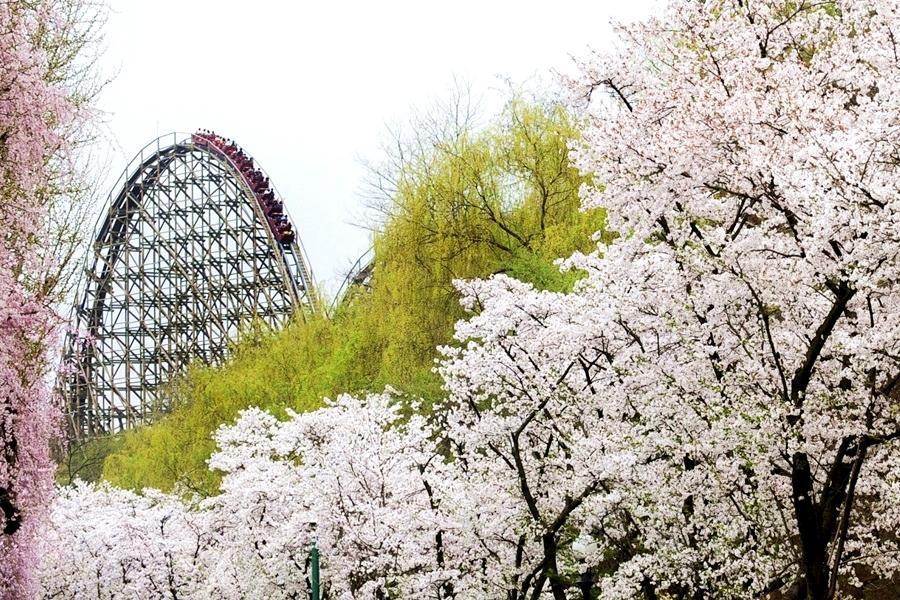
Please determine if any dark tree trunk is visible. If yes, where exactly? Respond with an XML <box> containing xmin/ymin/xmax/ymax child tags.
<box><xmin>543</xmin><ymin>533</ymin><xmax>567</xmax><ymax>600</ymax></box>
<box><xmin>0</xmin><ymin>486</ymin><xmax>21</xmax><ymax>534</ymax></box>
<box><xmin>578</xmin><ymin>567</ymin><xmax>594</xmax><ymax>599</ymax></box>
<box><xmin>792</xmin><ymin>452</ymin><xmax>829</xmax><ymax>599</ymax></box>
<box><xmin>790</xmin><ymin>437</ymin><xmax>868</xmax><ymax>600</ymax></box>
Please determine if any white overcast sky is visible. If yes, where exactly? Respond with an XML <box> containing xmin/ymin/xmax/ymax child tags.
<box><xmin>95</xmin><ymin>0</ymin><xmax>656</xmax><ymax>296</ymax></box>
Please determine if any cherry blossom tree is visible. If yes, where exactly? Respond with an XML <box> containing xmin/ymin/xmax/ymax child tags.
<box><xmin>39</xmin><ymin>483</ymin><xmax>208</xmax><ymax>599</ymax></box>
<box><xmin>574</xmin><ymin>1</ymin><xmax>900</xmax><ymax>596</ymax></box>
<box><xmin>208</xmin><ymin>392</ymin><xmax>461</xmax><ymax>599</ymax></box>
<box><xmin>40</xmin><ymin>394</ymin><xmax>458</xmax><ymax>599</ymax></box>
<box><xmin>435</xmin><ymin>1</ymin><xmax>900</xmax><ymax>598</ymax></box>
<box><xmin>436</xmin><ymin>277</ymin><xmax>652</xmax><ymax>599</ymax></box>
<box><xmin>0</xmin><ymin>1</ymin><xmax>85</xmax><ymax>597</ymax></box>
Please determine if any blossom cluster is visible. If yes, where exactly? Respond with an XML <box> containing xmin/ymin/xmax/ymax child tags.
<box><xmin>41</xmin><ymin>395</ymin><xmax>461</xmax><ymax>599</ymax></box>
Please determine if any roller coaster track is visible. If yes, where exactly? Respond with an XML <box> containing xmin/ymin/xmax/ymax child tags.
<box><xmin>60</xmin><ymin>132</ymin><xmax>318</xmax><ymax>439</ymax></box>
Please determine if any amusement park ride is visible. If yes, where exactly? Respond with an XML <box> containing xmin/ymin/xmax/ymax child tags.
<box><xmin>58</xmin><ymin>132</ymin><xmax>366</xmax><ymax>440</ymax></box>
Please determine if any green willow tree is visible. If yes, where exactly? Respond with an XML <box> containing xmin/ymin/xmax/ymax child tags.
<box><xmin>99</xmin><ymin>95</ymin><xmax>608</xmax><ymax>495</ymax></box>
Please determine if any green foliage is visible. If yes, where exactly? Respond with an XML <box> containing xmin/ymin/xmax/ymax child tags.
<box><xmin>56</xmin><ymin>435</ymin><xmax>124</xmax><ymax>486</ymax></box>
<box><xmin>100</xmin><ymin>96</ymin><xmax>606</xmax><ymax>495</ymax></box>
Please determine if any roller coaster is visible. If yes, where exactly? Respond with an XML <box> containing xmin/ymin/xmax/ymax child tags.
<box><xmin>58</xmin><ymin>132</ymin><xmax>364</xmax><ymax>439</ymax></box>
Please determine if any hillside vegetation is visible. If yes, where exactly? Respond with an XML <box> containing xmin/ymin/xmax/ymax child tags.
<box><xmin>96</xmin><ymin>97</ymin><xmax>608</xmax><ymax>495</ymax></box>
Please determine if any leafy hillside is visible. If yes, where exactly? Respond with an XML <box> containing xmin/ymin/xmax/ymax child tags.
<box><xmin>95</xmin><ymin>97</ymin><xmax>608</xmax><ymax>495</ymax></box>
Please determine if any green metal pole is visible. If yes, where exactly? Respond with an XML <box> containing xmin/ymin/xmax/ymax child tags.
<box><xmin>310</xmin><ymin>540</ymin><xmax>320</xmax><ymax>600</ymax></box>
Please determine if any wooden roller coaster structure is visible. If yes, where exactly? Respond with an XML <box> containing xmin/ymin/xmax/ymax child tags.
<box><xmin>59</xmin><ymin>132</ymin><xmax>319</xmax><ymax>439</ymax></box>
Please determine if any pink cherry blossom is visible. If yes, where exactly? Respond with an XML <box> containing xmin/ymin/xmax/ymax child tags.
<box><xmin>1</xmin><ymin>2</ymin><xmax>78</xmax><ymax>597</ymax></box>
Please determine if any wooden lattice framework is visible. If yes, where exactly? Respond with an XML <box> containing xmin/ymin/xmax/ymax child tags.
<box><xmin>59</xmin><ymin>133</ymin><xmax>318</xmax><ymax>439</ymax></box>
